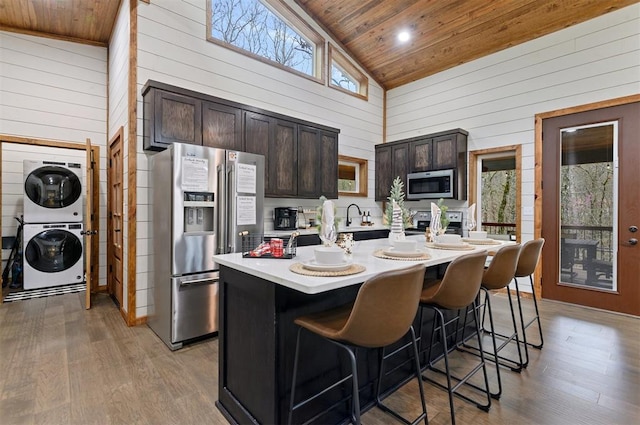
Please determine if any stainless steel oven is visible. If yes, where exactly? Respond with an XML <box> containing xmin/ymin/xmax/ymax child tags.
<box><xmin>406</xmin><ymin>169</ymin><xmax>454</xmax><ymax>199</ymax></box>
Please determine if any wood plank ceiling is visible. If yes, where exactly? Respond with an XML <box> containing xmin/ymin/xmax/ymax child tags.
<box><xmin>0</xmin><ymin>0</ymin><xmax>637</xmax><ymax>89</ymax></box>
<box><xmin>295</xmin><ymin>0</ymin><xmax>639</xmax><ymax>89</ymax></box>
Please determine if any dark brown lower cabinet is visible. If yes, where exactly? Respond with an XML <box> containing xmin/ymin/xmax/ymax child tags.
<box><xmin>216</xmin><ymin>264</ymin><xmax>453</xmax><ymax>425</ymax></box>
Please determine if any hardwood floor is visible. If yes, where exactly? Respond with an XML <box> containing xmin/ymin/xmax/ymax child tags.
<box><xmin>0</xmin><ymin>291</ymin><xmax>638</xmax><ymax>424</ymax></box>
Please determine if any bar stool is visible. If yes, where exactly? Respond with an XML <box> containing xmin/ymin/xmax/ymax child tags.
<box><xmin>288</xmin><ymin>264</ymin><xmax>428</xmax><ymax>425</ymax></box>
<box><xmin>462</xmin><ymin>243</ymin><xmax>524</xmax><ymax>399</ymax></box>
<box><xmin>512</xmin><ymin>238</ymin><xmax>545</xmax><ymax>367</ymax></box>
<box><xmin>419</xmin><ymin>251</ymin><xmax>490</xmax><ymax>425</ymax></box>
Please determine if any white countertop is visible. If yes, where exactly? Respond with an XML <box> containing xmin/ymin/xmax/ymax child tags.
<box><xmin>213</xmin><ymin>235</ymin><xmax>505</xmax><ymax>295</ymax></box>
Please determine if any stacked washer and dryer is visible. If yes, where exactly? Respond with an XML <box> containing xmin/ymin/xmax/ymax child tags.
<box><xmin>22</xmin><ymin>160</ymin><xmax>85</xmax><ymax>290</ymax></box>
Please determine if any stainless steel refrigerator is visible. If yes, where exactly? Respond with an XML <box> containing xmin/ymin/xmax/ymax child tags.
<box><xmin>148</xmin><ymin>143</ymin><xmax>264</xmax><ymax>350</ymax></box>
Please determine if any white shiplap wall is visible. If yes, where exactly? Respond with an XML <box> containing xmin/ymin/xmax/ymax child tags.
<box><xmin>108</xmin><ymin>0</ymin><xmax>131</xmax><ymax>312</ymax></box>
<box><xmin>386</xmin><ymin>3</ymin><xmax>640</xmax><ymax>290</ymax></box>
<box><xmin>0</xmin><ymin>31</ymin><xmax>108</xmax><ymax>287</ymax></box>
<box><xmin>133</xmin><ymin>0</ymin><xmax>384</xmax><ymax>318</ymax></box>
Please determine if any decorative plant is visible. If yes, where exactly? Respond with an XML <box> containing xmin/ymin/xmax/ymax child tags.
<box><xmin>385</xmin><ymin>177</ymin><xmax>414</xmax><ymax>228</ymax></box>
<box><xmin>437</xmin><ymin>198</ymin><xmax>450</xmax><ymax>229</ymax></box>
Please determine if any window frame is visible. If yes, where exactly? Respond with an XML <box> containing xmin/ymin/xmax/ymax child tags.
<box><xmin>206</xmin><ymin>0</ymin><xmax>325</xmax><ymax>84</ymax></box>
<box><xmin>328</xmin><ymin>44</ymin><xmax>368</xmax><ymax>100</ymax></box>
<box><xmin>338</xmin><ymin>155</ymin><xmax>368</xmax><ymax>197</ymax></box>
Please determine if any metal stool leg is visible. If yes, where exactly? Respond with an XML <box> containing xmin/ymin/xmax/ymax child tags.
<box><xmin>376</xmin><ymin>326</ymin><xmax>429</xmax><ymax>425</ymax></box>
<box><xmin>527</xmin><ymin>275</ymin><xmax>544</xmax><ymax>349</ymax></box>
<box><xmin>288</xmin><ymin>328</ymin><xmax>361</xmax><ymax>425</ymax></box>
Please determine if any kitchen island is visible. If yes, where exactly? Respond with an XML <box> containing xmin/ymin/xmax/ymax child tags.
<box><xmin>213</xmin><ymin>236</ymin><xmax>493</xmax><ymax>425</ymax></box>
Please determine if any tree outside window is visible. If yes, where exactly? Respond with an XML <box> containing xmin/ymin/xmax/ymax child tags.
<box><xmin>208</xmin><ymin>0</ymin><xmax>323</xmax><ymax>79</ymax></box>
<box><xmin>481</xmin><ymin>157</ymin><xmax>517</xmax><ymax>237</ymax></box>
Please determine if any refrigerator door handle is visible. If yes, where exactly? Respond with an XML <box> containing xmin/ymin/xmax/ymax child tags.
<box><xmin>179</xmin><ymin>277</ymin><xmax>219</xmax><ymax>287</ymax></box>
<box><xmin>217</xmin><ymin>163</ymin><xmax>226</xmax><ymax>254</ymax></box>
<box><xmin>227</xmin><ymin>163</ymin><xmax>236</xmax><ymax>254</ymax></box>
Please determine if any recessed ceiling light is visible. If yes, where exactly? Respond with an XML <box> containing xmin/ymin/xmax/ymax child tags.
<box><xmin>398</xmin><ymin>31</ymin><xmax>410</xmax><ymax>43</ymax></box>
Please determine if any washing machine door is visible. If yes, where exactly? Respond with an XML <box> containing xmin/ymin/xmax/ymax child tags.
<box><xmin>24</xmin><ymin>229</ymin><xmax>83</xmax><ymax>273</ymax></box>
<box><xmin>24</xmin><ymin>165</ymin><xmax>82</xmax><ymax>211</ymax></box>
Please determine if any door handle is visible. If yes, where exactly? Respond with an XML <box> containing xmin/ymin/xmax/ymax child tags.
<box><xmin>630</xmin><ymin>225</ymin><xmax>638</xmax><ymax>233</ymax></box>
<box><xmin>179</xmin><ymin>278</ymin><xmax>219</xmax><ymax>287</ymax></box>
<box><xmin>630</xmin><ymin>238</ymin><xmax>638</xmax><ymax>246</ymax></box>
<box><xmin>114</xmin><ymin>229</ymin><xmax>121</xmax><ymax>232</ymax></box>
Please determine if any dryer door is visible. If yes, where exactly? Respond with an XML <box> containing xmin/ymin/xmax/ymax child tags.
<box><xmin>24</xmin><ymin>165</ymin><xmax>82</xmax><ymax>211</ymax></box>
<box><xmin>24</xmin><ymin>229</ymin><xmax>83</xmax><ymax>273</ymax></box>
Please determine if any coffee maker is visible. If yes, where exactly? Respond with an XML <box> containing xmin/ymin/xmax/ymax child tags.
<box><xmin>274</xmin><ymin>207</ymin><xmax>298</xmax><ymax>230</ymax></box>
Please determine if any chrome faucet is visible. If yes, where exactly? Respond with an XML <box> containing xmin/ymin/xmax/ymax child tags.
<box><xmin>346</xmin><ymin>203</ymin><xmax>362</xmax><ymax>227</ymax></box>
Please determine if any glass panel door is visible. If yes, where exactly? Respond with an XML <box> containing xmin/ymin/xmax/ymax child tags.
<box><xmin>559</xmin><ymin>122</ymin><xmax>617</xmax><ymax>291</ymax></box>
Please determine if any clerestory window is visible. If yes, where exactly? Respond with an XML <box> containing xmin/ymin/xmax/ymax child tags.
<box><xmin>329</xmin><ymin>44</ymin><xmax>368</xmax><ymax>99</ymax></box>
<box><xmin>207</xmin><ymin>0</ymin><xmax>324</xmax><ymax>82</ymax></box>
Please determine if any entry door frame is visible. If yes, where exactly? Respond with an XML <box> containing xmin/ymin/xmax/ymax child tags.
<box><xmin>534</xmin><ymin>93</ymin><xmax>640</xmax><ymax>306</ymax></box>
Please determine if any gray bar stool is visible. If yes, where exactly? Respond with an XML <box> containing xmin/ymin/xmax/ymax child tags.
<box><xmin>512</xmin><ymin>238</ymin><xmax>545</xmax><ymax>367</ymax></box>
<box><xmin>419</xmin><ymin>251</ymin><xmax>491</xmax><ymax>425</ymax></box>
<box><xmin>288</xmin><ymin>264</ymin><xmax>428</xmax><ymax>425</ymax></box>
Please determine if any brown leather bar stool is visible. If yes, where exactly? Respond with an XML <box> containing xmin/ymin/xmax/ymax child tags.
<box><xmin>419</xmin><ymin>251</ymin><xmax>491</xmax><ymax>425</ymax></box>
<box><xmin>288</xmin><ymin>264</ymin><xmax>428</xmax><ymax>425</ymax></box>
<box><xmin>512</xmin><ymin>238</ymin><xmax>545</xmax><ymax>367</ymax></box>
<box><xmin>462</xmin><ymin>243</ymin><xmax>524</xmax><ymax>399</ymax></box>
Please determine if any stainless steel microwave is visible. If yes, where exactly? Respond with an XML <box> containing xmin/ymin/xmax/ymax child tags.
<box><xmin>406</xmin><ymin>169</ymin><xmax>454</xmax><ymax>199</ymax></box>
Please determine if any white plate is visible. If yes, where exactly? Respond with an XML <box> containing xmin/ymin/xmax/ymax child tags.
<box><xmin>462</xmin><ymin>238</ymin><xmax>499</xmax><ymax>245</ymax></box>
<box><xmin>432</xmin><ymin>242</ymin><xmax>472</xmax><ymax>249</ymax></box>
<box><xmin>302</xmin><ymin>259</ymin><xmax>353</xmax><ymax>272</ymax></box>
<box><xmin>382</xmin><ymin>248</ymin><xmax>426</xmax><ymax>258</ymax></box>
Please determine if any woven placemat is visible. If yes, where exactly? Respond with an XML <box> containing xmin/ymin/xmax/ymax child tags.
<box><xmin>373</xmin><ymin>249</ymin><xmax>431</xmax><ymax>261</ymax></box>
<box><xmin>462</xmin><ymin>238</ymin><xmax>502</xmax><ymax>246</ymax></box>
<box><xmin>426</xmin><ymin>242</ymin><xmax>475</xmax><ymax>251</ymax></box>
<box><xmin>289</xmin><ymin>262</ymin><xmax>366</xmax><ymax>277</ymax></box>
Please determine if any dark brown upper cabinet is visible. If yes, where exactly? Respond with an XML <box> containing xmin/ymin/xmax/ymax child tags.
<box><xmin>375</xmin><ymin>129</ymin><xmax>468</xmax><ymax>201</ymax></box>
<box><xmin>245</xmin><ymin>112</ymin><xmax>298</xmax><ymax>197</ymax></box>
<box><xmin>143</xmin><ymin>88</ymin><xmax>202</xmax><ymax>150</ymax></box>
<box><xmin>374</xmin><ymin>142</ymin><xmax>409</xmax><ymax>201</ymax></box>
<box><xmin>269</xmin><ymin>119</ymin><xmax>298</xmax><ymax>198</ymax></box>
<box><xmin>409</xmin><ymin>131</ymin><xmax>467</xmax><ymax>172</ymax></box>
<box><xmin>245</xmin><ymin>115</ymin><xmax>338</xmax><ymax>199</ymax></box>
<box><xmin>202</xmin><ymin>101</ymin><xmax>242</xmax><ymax>150</ymax></box>
<box><xmin>143</xmin><ymin>80</ymin><xmax>339</xmax><ymax>199</ymax></box>
<box><xmin>375</xmin><ymin>144</ymin><xmax>392</xmax><ymax>201</ymax></box>
<box><xmin>297</xmin><ymin>126</ymin><xmax>338</xmax><ymax>199</ymax></box>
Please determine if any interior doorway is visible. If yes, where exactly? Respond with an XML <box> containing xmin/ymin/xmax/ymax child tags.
<box><xmin>0</xmin><ymin>135</ymin><xmax>100</xmax><ymax>298</ymax></box>
<box><xmin>538</xmin><ymin>99</ymin><xmax>640</xmax><ymax>316</ymax></box>
<box><xmin>469</xmin><ymin>145</ymin><xmax>522</xmax><ymax>243</ymax></box>
<box><xmin>107</xmin><ymin>128</ymin><xmax>124</xmax><ymax>311</ymax></box>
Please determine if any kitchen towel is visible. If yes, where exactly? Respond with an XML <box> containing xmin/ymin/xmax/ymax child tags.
<box><xmin>320</xmin><ymin>199</ymin><xmax>337</xmax><ymax>246</ymax></box>
<box><xmin>430</xmin><ymin>202</ymin><xmax>442</xmax><ymax>235</ymax></box>
<box><xmin>468</xmin><ymin>203</ymin><xmax>477</xmax><ymax>231</ymax></box>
